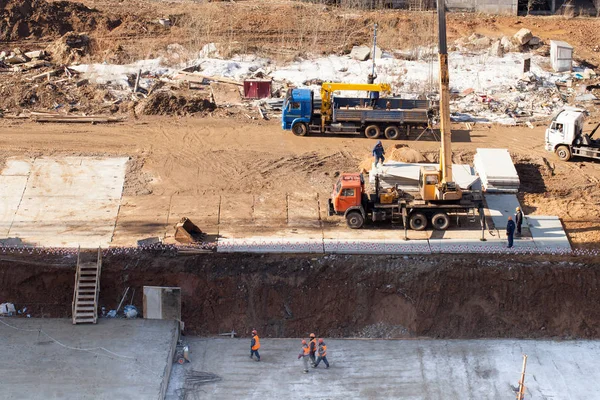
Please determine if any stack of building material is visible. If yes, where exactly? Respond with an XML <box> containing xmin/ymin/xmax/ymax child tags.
<box><xmin>369</xmin><ymin>162</ymin><xmax>480</xmax><ymax>191</ymax></box>
<box><xmin>473</xmin><ymin>148</ymin><xmax>520</xmax><ymax>193</ymax></box>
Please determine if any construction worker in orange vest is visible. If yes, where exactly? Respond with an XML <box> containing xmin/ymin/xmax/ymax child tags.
<box><xmin>313</xmin><ymin>338</ymin><xmax>329</xmax><ymax>369</ymax></box>
<box><xmin>250</xmin><ymin>329</ymin><xmax>260</xmax><ymax>362</ymax></box>
<box><xmin>297</xmin><ymin>339</ymin><xmax>310</xmax><ymax>373</ymax></box>
<box><xmin>308</xmin><ymin>333</ymin><xmax>317</xmax><ymax>366</ymax></box>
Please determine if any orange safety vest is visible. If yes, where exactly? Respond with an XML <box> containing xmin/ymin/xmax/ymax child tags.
<box><xmin>318</xmin><ymin>343</ymin><xmax>327</xmax><ymax>357</ymax></box>
<box><xmin>302</xmin><ymin>344</ymin><xmax>309</xmax><ymax>356</ymax></box>
<box><xmin>309</xmin><ymin>338</ymin><xmax>317</xmax><ymax>353</ymax></box>
<box><xmin>252</xmin><ymin>335</ymin><xmax>260</xmax><ymax>350</ymax></box>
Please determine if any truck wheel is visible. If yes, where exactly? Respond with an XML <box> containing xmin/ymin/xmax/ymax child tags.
<box><xmin>431</xmin><ymin>212</ymin><xmax>450</xmax><ymax>230</ymax></box>
<box><xmin>292</xmin><ymin>122</ymin><xmax>308</xmax><ymax>136</ymax></box>
<box><xmin>409</xmin><ymin>212</ymin><xmax>428</xmax><ymax>231</ymax></box>
<box><xmin>364</xmin><ymin>125</ymin><xmax>381</xmax><ymax>139</ymax></box>
<box><xmin>346</xmin><ymin>211</ymin><xmax>364</xmax><ymax>229</ymax></box>
<box><xmin>384</xmin><ymin>126</ymin><xmax>401</xmax><ymax>140</ymax></box>
<box><xmin>555</xmin><ymin>145</ymin><xmax>571</xmax><ymax>161</ymax></box>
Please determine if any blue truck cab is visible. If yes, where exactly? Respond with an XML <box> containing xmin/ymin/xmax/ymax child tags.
<box><xmin>282</xmin><ymin>88</ymin><xmax>313</xmax><ymax>133</ymax></box>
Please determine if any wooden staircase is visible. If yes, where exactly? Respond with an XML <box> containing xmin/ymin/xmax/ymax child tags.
<box><xmin>72</xmin><ymin>248</ymin><xmax>102</xmax><ymax>324</ymax></box>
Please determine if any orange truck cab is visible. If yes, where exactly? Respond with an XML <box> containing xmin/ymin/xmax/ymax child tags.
<box><xmin>328</xmin><ymin>173</ymin><xmax>367</xmax><ymax>228</ymax></box>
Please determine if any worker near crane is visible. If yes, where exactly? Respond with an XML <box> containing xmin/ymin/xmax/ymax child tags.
<box><xmin>298</xmin><ymin>339</ymin><xmax>310</xmax><ymax>373</ymax></box>
<box><xmin>313</xmin><ymin>338</ymin><xmax>329</xmax><ymax>369</ymax></box>
<box><xmin>368</xmin><ymin>72</ymin><xmax>379</xmax><ymax>107</ymax></box>
<box><xmin>373</xmin><ymin>140</ymin><xmax>385</xmax><ymax>167</ymax></box>
<box><xmin>515</xmin><ymin>207</ymin><xmax>523</xmax><ymax>237</ymax></box>
<box><xmin>308</xmin><ymin>333</ymin><xmax>317</xmax><ymax>366</ymax></box>
<box><xmin>506</xmin><ymin>216</ymin><xmax>516</xmax><ymax>248</ymax></box>
<box><xmin>250</xmin><ymin>329</ymin><xmax>261</xmax><ymax>362</ymax></box>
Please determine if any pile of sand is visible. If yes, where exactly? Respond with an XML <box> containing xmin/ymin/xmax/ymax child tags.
<box><xmin>359</xmin><ymin>144</ymin><xmax>426</xmax><ymax>171</ymax></box>
<box><xmin>388</xmin><ymin>144</ymin><xmax>426</xmax><ymax>163</ymax></box>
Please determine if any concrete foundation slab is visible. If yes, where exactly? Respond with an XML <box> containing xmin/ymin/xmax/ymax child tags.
<box><xmin>1</xmin><ymin>157</ymin><xmax>34</xmax><ymax>176</ymax></box>
<box><xmin>0</xmin><ymin>318</ymin><xmax>178</xmax><ymax>400</ymax></box>
<box><xmin>528</xmin><ymin>215</ymin><xmax>571</xmax><ymax>250</ymax></box>
<box><xmin>0</xmin><ymin>157</ymin><xmax>127</xmax><ymax>248</ymax></box>
<box><xmin>167</xmin><ymin>337</ymin><xmax>600</xmax><ymax>399</ymax></box>
<box><xmin>484</xmin><ymin>193</ymin><xmax>523</xmax><ymax>229</ymax></box>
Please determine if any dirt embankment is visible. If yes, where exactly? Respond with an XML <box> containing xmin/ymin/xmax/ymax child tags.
<box><xmin>1</xmin><ymin>252</ymin><xmax>600</xmax><ymax>339</ymax></box>
<box><xmin>0</xmin><ymin>0</ymin><xmax>115</xmax><ymax>41</ymax></box>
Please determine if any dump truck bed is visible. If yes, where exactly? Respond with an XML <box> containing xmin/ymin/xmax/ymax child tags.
<box><xmin>332</xmin><ymin>97</ymin><xmax>432</xmax><ymax>124</ymax></box>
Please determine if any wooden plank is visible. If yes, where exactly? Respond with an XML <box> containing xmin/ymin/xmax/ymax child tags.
<box><xmin>174</xmin><ymin>71</ymin><xmax>242</xmax><ymax>86</ymax></box>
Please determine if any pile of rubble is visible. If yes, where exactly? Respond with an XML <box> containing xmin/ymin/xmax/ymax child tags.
<box><xmin>454</xmin><ymin>28</ymin><xmax>544</xmax><ymax>56</ymax></box>
<box><xmin>448</xmin><ymin>28</ymin><xmax>599</xmax><ymax>125</ymax></box>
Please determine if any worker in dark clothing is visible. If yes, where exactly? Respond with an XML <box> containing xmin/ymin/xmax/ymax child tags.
<box><xmin>250</xmin><ymin>329</ymin><xmax>260</xmax><ymax>362</ymax></box>
<box><xmin>313</xmin><ymin>338</ymin><xmax>329</xmax><ymax>369</ymax></box>
<box><xmin>515</xmin><ymin>207</ymin><xmax>523</xmax><ymax>237</ymax></box>
<box><xmin>308</xmin><ymin>333</ymin><xmax>317</xmax><ymax>366</ymax></box>
<box><xmin>368</xmin><ymin>73</ymin><xmax>379</xmax><ymax>107</ymax></box>
<box><xmin>506</xmin><ymin>216</ymin><xmax>516</xmax><ymax>248</ymax></box>
<box><xmin>373</xmin><ymin>140</ymin><xmax>385</xmax><ymax>167</ymax></box>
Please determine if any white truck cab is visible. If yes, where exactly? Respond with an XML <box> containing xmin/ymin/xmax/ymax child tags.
<box><xmin>545</xmin><ymin>107</ymin><xmax>600</xmax><ymax>161</ymax></box>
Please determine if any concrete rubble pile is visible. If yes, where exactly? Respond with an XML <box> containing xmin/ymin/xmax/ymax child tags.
<box><xmin>473</xmin><ymin>148</ymin><xmax>520</xmax><ymax>193</ymax></box>
<box><xmin>449</xmin><ymin>28</ymin><xmax>599</xmax><ymax>125</ymax></box>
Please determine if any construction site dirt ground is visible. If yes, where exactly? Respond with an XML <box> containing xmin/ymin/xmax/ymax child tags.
<box><xmin>0</xmin><ymin>116</ymin><xmax>599</xmax><ymax>248</ymax></box>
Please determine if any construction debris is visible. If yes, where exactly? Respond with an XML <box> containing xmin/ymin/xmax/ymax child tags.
<box><xmin>29</xmin><ymin>112</ymin><xmax>126</xmax><ymax>123</ymax></box>
<box><xmin>174</xmin><ymin>217</ymin><xmax>205</xmax><ymax>244</ymax></box>
<box><xmin>514</xmin><ymin>28</ymin><xmax>533</xmax><ymax>46</ymax></box>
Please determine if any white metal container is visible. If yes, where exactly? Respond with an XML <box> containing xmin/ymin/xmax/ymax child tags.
<box><xmin>550</xmin><ymin>40</ymin><xmax>573</xmax><ymax>72</ymax></box>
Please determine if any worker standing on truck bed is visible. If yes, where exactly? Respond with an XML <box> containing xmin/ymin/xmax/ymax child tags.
<box><xmin>506</xmin><ymin>216</ymin><xmax>516</xmax><ymax>248</ymax></box>
<box><xmin>373</xmin><ymin>140</ymin><xmax>385</xmax><ymax>167</ymax></box>
<box><xmin>313</xmin><ymin>338</ymin><xmax>329</xmax><ymax>369</ymax></box>
<box><xmin>368</xmin><ymin>73</ymin><xmax>379</xmax><ymax>107</ymax></box>
<box><xmin>250</xmin><ymin>329</ymin><xmax>260</xmax><ymax>362</ymax></box>
<box><xmin>308</xmin><ymin>333</ymin><xmax>317</xmax><ymax>366</ymax></box>
<box><xmin>298</xmin><ymin>339</ymin><xmax>310</xmax><ymax>373</ymax></box>
<box><xmin>515</xmin><ymin>207</ymin><xmax>523</xmax><ymax>237</ymax></box>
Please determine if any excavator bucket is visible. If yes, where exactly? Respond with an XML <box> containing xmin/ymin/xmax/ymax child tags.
<box><xmin>174</xmin><ymin>217</ymin><xmax>204</xmax><ymax>244</ymax></box>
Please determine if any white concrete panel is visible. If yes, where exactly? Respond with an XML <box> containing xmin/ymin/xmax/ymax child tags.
<box><xmin>24</xmin><ymin>157</ymin><xmax>127</xmax><ymax>200</ymax></box>
<box><xmin>371</xmin><ymin>162</ymin><xmax>478</xmax><ymax>190</ymax></box>
<box><xmin>1</xmin><ymin>157</ymin><xmax>127</xmax><ymax>247</ymax></box>
<box><xmin>0</xmin><ymin>176</ymin><xmax>29</xmax><ymax>197</ymax></box>
<box><xmin>14</xmin><ymin>197</ymin><xmax>120</xmax><ymax>222</ymax></box>
<box><xmin>8</xmin><ymin>222</ymin><xmax>117</xmax><ymax>247</ymax></box>
<box><xmin>1</xmin><ymin>158</ymin><xmax>33</xmax><ymax>176</ymax></box>
<box><xmin>528</xmin><ymin>215</ymin><xmax>571</xmax><ymax>250</ymax></box>
<box><xmin>484</xmin><ymin>193</ymin><xmax>522</xmax><ymax>229</ymax></box>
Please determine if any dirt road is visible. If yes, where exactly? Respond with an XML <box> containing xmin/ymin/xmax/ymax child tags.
<box><xmin>1</xmin><ymin>116</ymin><xmax>599</xmax><ymax>246</ymax></box>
